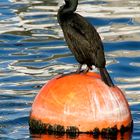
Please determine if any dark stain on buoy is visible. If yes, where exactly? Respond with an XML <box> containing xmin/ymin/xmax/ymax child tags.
<box><xmin>66</xmin><ymin>126</ymin><xmax>79</xmax><ymax>138</ymax></box>
<box><xmin>66</xmin><ymin>126</ymin><xmax>79</xmax><ymax>134</ymax></box>
<box><xmin>29</xmin><ymin>119</ymin><xmax>65</xmax><ymax>135</ymax></box>
<box><xmin>120</xmin><ymin>120</ymin><xmax>133</xmax><ymax>134</ymax></box>
<box><xmin>29</xmin><ymin>118</ymin><xmax>133</xmax><ymax>137</ymax></box>
<box><xmin>29</xmin><ymin>119</ymin><xmax>48</xmax><ymax>134</ymax></box>
<box><xmin>92</xmin><ymin>127</ymin><xmax>100</xmax><ymax>138</ymax></box>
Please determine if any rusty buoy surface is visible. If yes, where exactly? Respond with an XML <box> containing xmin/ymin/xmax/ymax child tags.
<box><xmin>29</xmin><ymin>72</ymin><xmax>132</xmax><ymax>135</ymax></box>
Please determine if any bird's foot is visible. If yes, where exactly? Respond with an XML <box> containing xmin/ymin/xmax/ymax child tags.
<box><xmin>83</xmin><ymin>67</ymin><xmax>90</xmax><ymax>74</ymax></box>
<box><xmin>81</xmin><ymin>66</ymin><xmax>92</xmax><ymax>74</ymax></box>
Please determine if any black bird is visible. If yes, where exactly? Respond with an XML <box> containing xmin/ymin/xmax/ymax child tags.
<box><xmin>57</xmin><ymin>0</ymin><xmax>114</xmax><ymax>87</ymax></box>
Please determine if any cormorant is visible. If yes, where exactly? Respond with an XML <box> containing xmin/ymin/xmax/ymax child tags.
<box><xmin>57</xmin><ymin>0</ymin><xmax>114</xmax><ymax>87</ymax></box>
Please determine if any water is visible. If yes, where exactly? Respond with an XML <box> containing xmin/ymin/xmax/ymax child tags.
<box><xmin>0</xmin><ymin>0</ymin><xmax>140</xmax><ymax>139</ymax></box>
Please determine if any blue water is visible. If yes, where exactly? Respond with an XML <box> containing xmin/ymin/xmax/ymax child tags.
<box><xmin>0</xmin><ymin>0</ymin><xmax>140</xmax><ymax>139</ymax></box>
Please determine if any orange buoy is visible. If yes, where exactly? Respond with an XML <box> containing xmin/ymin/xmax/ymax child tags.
<box><xmin>29</xmin><ymin>72</ymin><xmax>133</xmax><ymax>136</ymax></box>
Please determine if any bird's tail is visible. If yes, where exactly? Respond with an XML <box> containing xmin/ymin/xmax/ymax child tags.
<box><xmin>99</xmin><ymin>68</ymin><xmax>114</xmax><ymax>87</ymax></box>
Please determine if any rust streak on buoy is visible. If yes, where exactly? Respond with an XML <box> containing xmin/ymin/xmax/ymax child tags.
<box><xmin>29</xmin><ymin>72</ymin><xmax>133</xmax><ymax>135</ymax></box>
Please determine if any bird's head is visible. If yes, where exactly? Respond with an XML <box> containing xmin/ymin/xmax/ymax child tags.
<box><xmin>58</xmin><ymin>0</ymin><xmax>78</xmax><ymax>15</ymax></box>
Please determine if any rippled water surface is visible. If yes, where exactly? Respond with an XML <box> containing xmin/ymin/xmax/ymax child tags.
<box><xmin>0</xmin><ymin>0</ymin><xmax>140</xmax><ymax>139</ymax></box>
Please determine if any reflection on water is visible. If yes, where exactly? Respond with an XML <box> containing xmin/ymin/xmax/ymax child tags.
<box><xmin>0</xmin><ymin>0</ymin><xmax>140</xmax><ymax>139</ymax></box>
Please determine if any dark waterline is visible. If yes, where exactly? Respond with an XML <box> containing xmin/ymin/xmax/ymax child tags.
<box><xmin>0</xmin><ymin>0</ymin><xmax>140</xmax><ymax>139</ymax></box>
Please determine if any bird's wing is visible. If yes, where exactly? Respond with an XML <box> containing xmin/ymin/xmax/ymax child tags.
<box><xmin>63</xmin><ymin>21</ymin><xmax>93</xmax><ymax>60</ymax></box>
<box><xmin>71</xmin><ymin>14</ymin><xmax>104</xmax><ymax>53</ymax></box>
<box><xmin>66</xmin><ymin>13</ymin><xmax>105</xmax><ymax>67</ymax></box>
<box><xmin>71</xmin><ymin>14</ymin><xmax>105</xmax><ymax>65</ymax></box>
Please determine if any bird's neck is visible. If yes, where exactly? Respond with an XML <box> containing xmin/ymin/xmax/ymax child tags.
<box><xmin>58</xmin><ymin>0</ymin><xmax>78</xmax><ymax>16</ymax></box>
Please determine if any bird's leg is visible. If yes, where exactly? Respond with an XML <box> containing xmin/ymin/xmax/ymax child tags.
<box><xmin>76</xmin><ymin>64</ymin><xmax>82</xmax><ymax>73</ymax></box>
<box><xmin>83</xmin><ymin>65</ymin><xmax>93</xmax><ymax>73</ymax></box>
